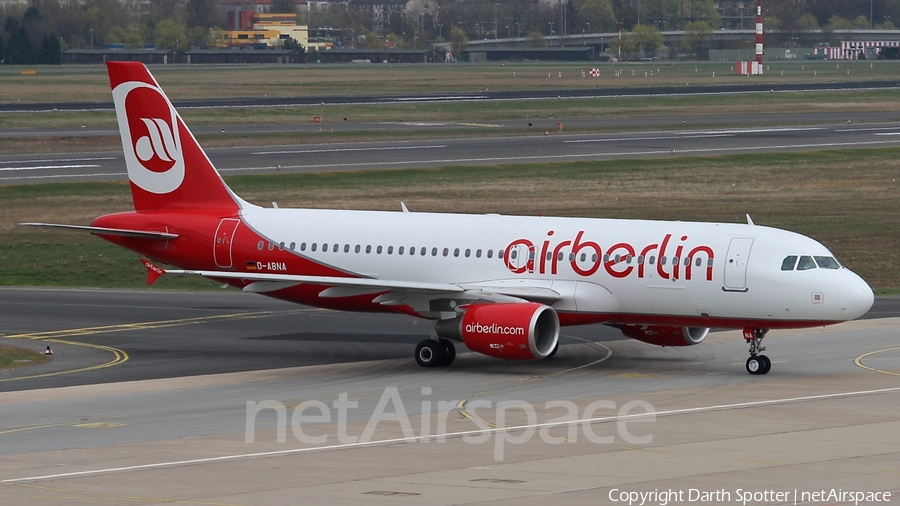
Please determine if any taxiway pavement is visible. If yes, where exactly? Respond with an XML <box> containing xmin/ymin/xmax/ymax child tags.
<box><xmin>0</xmin><ymin>300</ymin><xmax>898</xmax><ymax>505</ymax></box>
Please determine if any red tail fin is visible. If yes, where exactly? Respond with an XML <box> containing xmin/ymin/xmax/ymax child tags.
<box><xmin>107</xmin><ymin>62</ymin><xmax>239</xmax><ymax>213</ymax></box>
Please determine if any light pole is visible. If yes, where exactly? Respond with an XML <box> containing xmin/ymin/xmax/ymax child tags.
<box><xmin>549</xmin><ymin>22</ymin><xmax>554</xmax><ymax>36</ymax></box>
<box><xmin>586</xmin><ymin>22</ymin><xmax>590</xmax><ymax>33</ymax></box>
<box><xmin>515</xmin><ymin>22</ymin><xmax>519</xmax><ymax>38</ymax></box>
<box><xmin>90</xmin><ymin>28</ymin><xmax>93</xmax><ymax>50</ymax></box>
<box><xmin>438</xmin><ymin>23</ymin><xmax>443</xmax><ymax>43</ymax></box>
<box><xmin>506</xmin><ymin>25</ymin><xmax>509</xmax><ymax>39</ymax></box>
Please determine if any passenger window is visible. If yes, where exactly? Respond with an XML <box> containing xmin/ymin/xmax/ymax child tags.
<box><xmin>454</xmin><ymin>248</ymin><xmax>460</xmax><ymax>257</ymax></box>
<box><xmin>627</xmin><ymin>255</ymin><xmax>633</xmax><ymax>264</ymax></box>
<box><xmin>672</xmin><ymin>257</ymin><xmax>679</xmax><ymax>266</ymax></box>
<box><xmin>398</xmin><ymin>246</ymin><xmax>404</xmax><ymax>255</ymax></box>
<box><xmin>311</xmin><ymin>243</ymin><xmax>317</xmax><ymax>252</ymax></box>
<box><xmin>511</xmin><ymin>250</ymin><xmax>517</xmax><ymax>259</ymax></box>
<box><xmin>781</xmin><ymin>255</ymin><xmax>797</xmax><ymax>271</ymax></box>
<box><xmin>420</xmin><ymin>247</ymin><xmax>426</xmax><ymax>256</ymax></box>
<box><xmin>614</xmin><ymin>254</ymin><xmax>620</xmax><ymax>263</ymax></box>
<box><xmin>637</xmin><ymin>255</ymin><xmax>644</xmax><ymax>265</ymax></box>
<box><xmin>322</xmin><ymin>243</ymin><xmax>327</xmax><ymax>252</ymax></box>
<box><xmin>388</xmin><ymin>246</ymin><xmax>394</xmax><ymax>254</ymax></box>
<box><xmin>558</xmin><ymin>252</ymin><xmax>564</xmax><ymax>261</ymax></box>
<box><xmin>333</xmin><ymin>244</ymin><xmax>340</xmax><ymax>253</ymax></box>
<box><xmin>707</xmin><ymin>258</ymin><xmax>714</xmax><ymax>267</ymax></box>
<box><xmin>290</xmin><ymin>242</ymin><xmax>296</xmax><ymax>251</ymax></box>
<box><xmin>442</xmin><ymin>248</ymin><xmax>449</xmax><ymax>257</ymax></box>
<box><xmin>498</xmin><ymin>249</ymin><xmax>505</xmax><ymax>258</ymax></box>
<box><xmin>343</xmin><ymin>244</ymin><xmax>349</xmax><ymax>253</ymax></box>
<box><xmin>268</xmin><ymin>242</ymin><xmax>275</xmax><ymax>251</ymax></box>
<box><xmin>569</xmin><ymin>253</ymin><xmax>575</xmax><ymax>261</ymax></box>
<box><xmin>528</xmin><ymin>250</ymin><xmax>534</xmax><ymax>259</ymax></box>
<box><xmin>366</xmin><ymin>245</ymin><xmax>372</xmax><ymax>254</ymax></box>
<box><xmin>660</xmin><ymin>256</ymin><xmax>667</xmax><ymax>265</ymax></box>
<box><xmin>694</xmin><ymin>257</ymin><xmax>701</xmax><ymax>267</ymax></box>
<box><xmin>300</xmin><ymin>242</ymin><xmax>306</xmax><ymax>251</ymax></box>
<box><xmin>476</xmin><ymin>249</ymin><xmax>482</xmax><ymax>258</ymax></box>
<box><xmin>432</xmin><ymin>247</ymin><xmax>438</xmax><ymax>256</ymax></box>
<box><xmin>814</xmin><ymin>256</ymin><xmax>840</xmax><ymax>269</ymax></box>
<box><xmin>487</xmin><ymin>250</ymin><xmax>493</xmax><ymax>259</ymax></box>
<box><xmin>603</xmin><ymin>254</ymin><xmax>609</xmax><ymax>263</ymax></box>
<box><xmin>257</xmin><ymin>241</ymin><xmax>264</xmax><ymax>250</ymax></box>
<box><xmin>649</xmin><ymin>256</ymin><xmax>656</xmax><ymax>265</ymax></box>
<box><xmin>355</xmin><ymin>244</ymin><xmax>361</xmax><ymax>253</ymax></box>
<box><xmin>279</xmin><ymin>242</ymin><xmax>285</xmax><ymax>251</ymax></box>
<box><xmin>797</xmin><ymin>255</ymin><xmax>817</xmax><ymax>270</ymax></box>
<box><xmin>465</xmin><ymin>249</ymin><xmax>471</xmax><ymax>257</ymax></box>
<box><xmin>377</xmin><ymin>245</ymin><xmax>383</xmax><ymax>254</ymax></box>
<box><xmin>684</xmin><ymin>257</ymin><xmax>690</xmax><ymax>266</ymax></box>
<box><xmin>546</xmin><ymin>251</ymin><xmax>552</xmax><ymax>261</ymax></box>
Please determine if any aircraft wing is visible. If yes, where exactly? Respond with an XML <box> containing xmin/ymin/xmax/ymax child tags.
<box><xmin>154</xmin><ymin>263</ymin><xmax>561</xmax><ymax>306</ymax></box>
<box><xmin>19</xmin><ymin>223</ymin><xmax>178</xmax><ymax>240</ymax></box>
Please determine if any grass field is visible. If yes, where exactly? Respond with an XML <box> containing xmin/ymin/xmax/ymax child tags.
<box><xmin>0</xmin><ymin>344</ymin><xmax>51</xmax><ymax>371</ymax></box>
<box><xmin>1</xmin><ymin>60</ymin><xmax>898</xmax><ymax>103</ymax></box>
<box><xmin>1</xmin><ymin>149</ymin><xmax>897</xmax><ymax>293</ymax></box>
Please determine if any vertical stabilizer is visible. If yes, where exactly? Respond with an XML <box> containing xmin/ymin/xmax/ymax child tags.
<box><xmin>107</xmin><ymin>62</ymin><xmax>239</xmax><ymax>213</ymax></box>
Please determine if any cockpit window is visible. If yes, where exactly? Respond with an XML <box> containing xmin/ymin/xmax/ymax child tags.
<box><xmin>796</xmin><ymin>255</ymin><xmax>817</xmax><ymax>271</ymax></box>
<box><xmin>781</xmin><ymin>255</ymin><xmax>797</xmax><ymax>271</ymax></box>
<box><xmin>814</xmin><ymin>256</ymin><xmax>840</xmax><ymax>269</ymax></box>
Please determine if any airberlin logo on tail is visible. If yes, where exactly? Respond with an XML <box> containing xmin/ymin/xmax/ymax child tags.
<box><xmin>112</xmin><ymin>81</ymin><xmax>185</xmax><ymax>194</ymax></box>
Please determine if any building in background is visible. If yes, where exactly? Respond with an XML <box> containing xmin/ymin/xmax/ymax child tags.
<box><xmin>219</xmin><ymin>10</ymin><xmax>309</xmax><ymax>49</ymax></box>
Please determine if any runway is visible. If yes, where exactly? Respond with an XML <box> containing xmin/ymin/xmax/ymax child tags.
<box><xmin>0</xmin><ymin>287</ymin><xmax>898</xmax><ymax>504</ymax></box>
<box><xmin>4</xmin><ymin>119</ymin><xmax>900</xmax><ymax>184</ymax></box>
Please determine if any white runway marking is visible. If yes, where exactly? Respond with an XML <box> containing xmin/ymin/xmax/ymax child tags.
<box><xmin>224</xmin><ymin>139</ymin><xmax>900</xmax><ymax>173</ymax></box>
<box><xmin>251</xmin><ymin>145</ymin><xmax>448</xmax><ymax>155</ymax></box>
<box><xmin>4</xmin><ymin>385</ymin><xmax>899</xmax><ymax>484</ymax></box>
<box><xmin>0</xmin><ymin>165</ymin><xmax>101</xmax><ymax>172</ymax></box>
<box><xmin>0</xmin><ymin>157</ymin><xmax>115</xmax><ymax>165</ymax></box>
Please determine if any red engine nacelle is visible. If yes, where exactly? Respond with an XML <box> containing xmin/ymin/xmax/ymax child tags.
<box><xmin>435</xmin><ymin>302</ymin><xmax>560</xmax><ymax>360</ymax></box>
<box><xmin>619</xmin><ymin>325</ymin><xmax>709</xmax><ymax>347</ymax></box>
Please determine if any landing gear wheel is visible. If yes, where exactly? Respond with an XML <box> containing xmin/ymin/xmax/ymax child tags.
<box><xmin>746</xmin><ymin>356</ymin><xmax>762</xmax><ymax>375</ymax></box>
<box><xmin>758</xmin><ymin>354</ymin><xmax>771</xmax><ymax>374</ymax></box>
<box><xmin>439</xmin><ymin>338</ymin><xmax>456</xmax><ymax>366</ymax></box>
<box><xmin>415</xmin><ymin>339</ymin><xmax>445</xmax><ymax>368</ymax></box>
<box><xmin>743</xmin><ymin>328</ymin><xmax>770</xmax><ymax>375</ymax></box>
<box><xmin>547</xmin><ymin>340</ymin><xmax>559</xmax><ymax>358</ymax></box>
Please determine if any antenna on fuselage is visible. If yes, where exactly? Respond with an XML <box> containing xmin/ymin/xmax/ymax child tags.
<box><xmin>746</xmin><ymin>214</ymin><xmax>755</xmax><ymax>225</ymax></box>
<box><xmin>401</xmin><ymin>202</ymin><xmax>410</xmax><ymax>213</ymax></box>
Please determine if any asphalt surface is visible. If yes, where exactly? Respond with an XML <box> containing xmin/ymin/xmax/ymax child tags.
<box><xmin>3</xmin><ymin>79</ymin><xmax>898</xmax><ymax>112</ymax></box>
<box><xmin>4</xmin><ymin>118</ymin><xmax>900</xmax><ymax>185</ymax></box>
<box><xmin>1</xmin><ymin>287</ymin><xmax>897</xmax><ymax>393</ymax></box>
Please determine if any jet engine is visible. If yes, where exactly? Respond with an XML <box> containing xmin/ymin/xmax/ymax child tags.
<box><xmin>618</xmin><ymin>325</ymin><xmax>709</xmax><ymax>347</ymax></box>
<box><xmin>435</xmin><ymin>302</ymin><xmax>559</xmax><ymax>360</ymax></box>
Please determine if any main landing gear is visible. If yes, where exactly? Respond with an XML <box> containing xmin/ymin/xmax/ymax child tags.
<box><xmin>415</xmin><ymin>338</ymin><xmax>456</xmax><ymax>368</ymax></box>
<box><xmin>743</xmin><ymin>328</ymin><xmax>771</xmax><ymax>375</ymax></box>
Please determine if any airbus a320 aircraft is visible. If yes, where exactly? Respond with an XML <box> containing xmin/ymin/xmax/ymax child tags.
<box><xmin>24</xmin><ymin>62</ymin><xmax>874</xmax><ymax>375</ymax></box>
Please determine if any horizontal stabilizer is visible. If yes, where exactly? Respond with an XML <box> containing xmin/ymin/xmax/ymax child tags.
<box><xmin>19</xmin><ymin>223</ymin><xmax>178</xmax><ymax>240</ymax></box>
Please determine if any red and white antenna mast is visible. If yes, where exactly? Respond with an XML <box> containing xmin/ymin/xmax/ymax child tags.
<box><xmin>755</xmin><ymin>0</ymin><xmax>764</xmax><ymax>67</ymax></box>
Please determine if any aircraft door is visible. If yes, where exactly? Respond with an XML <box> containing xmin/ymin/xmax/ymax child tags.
<box><xmin>214</xmin><ymin>218</ymin><xmax>240</xmax><ymax>268</ymax></box>
<box><xmin>723</xmin><ymin>237</ymin><xmax>754</xmax><ymax>291</ymax></box>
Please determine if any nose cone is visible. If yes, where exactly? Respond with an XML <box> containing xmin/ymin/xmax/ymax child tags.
<box><xmin>839</xmin><ymin>274</ymin><xmax>875</xmax><ymax>321</ymax></box>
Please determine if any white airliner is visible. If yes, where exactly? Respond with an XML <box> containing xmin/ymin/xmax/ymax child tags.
<box><xmin>24</xmin><ymin>62</ymin><xmax>874</xmax><ymax>375</ymax></box>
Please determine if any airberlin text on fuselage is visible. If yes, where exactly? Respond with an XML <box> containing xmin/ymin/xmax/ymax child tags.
<box><xmin>504</xmin><ymin>231</ymin><xmax>715</xmax><ymax>281</ymax></box>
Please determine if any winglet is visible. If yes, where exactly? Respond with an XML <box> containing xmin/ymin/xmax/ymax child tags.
<box><xmin>141</xmin><ymin>259</ymin><xmax>166</xmax><ymax>285</ymax></box>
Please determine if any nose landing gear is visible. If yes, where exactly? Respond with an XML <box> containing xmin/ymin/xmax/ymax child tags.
<box><xmin>743</xmin><ymin>328</ymin><xmax>771</xmax><ymax>375</ymax></box>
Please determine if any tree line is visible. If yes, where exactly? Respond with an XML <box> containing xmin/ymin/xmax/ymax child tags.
<box><xmin>2</xmin><ymin>0</ymin><xmax>899</xmax><ymax>64</ymax></box>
